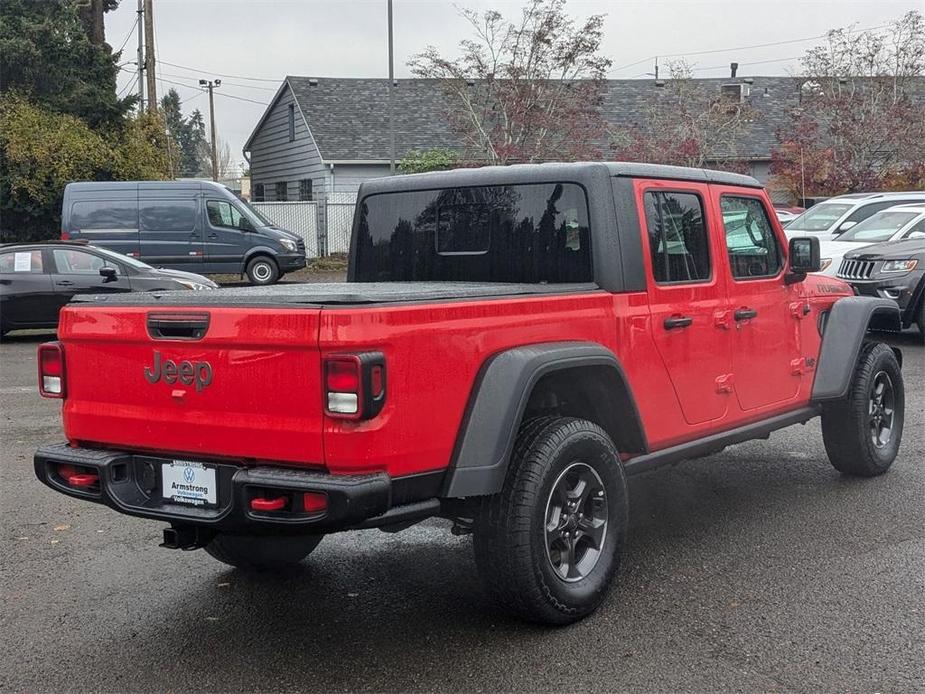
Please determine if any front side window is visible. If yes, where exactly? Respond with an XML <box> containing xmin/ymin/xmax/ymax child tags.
<box><xmin>0</xmin><ymin>250</ymin><xmax>43</xmax><ymax>273</ymax></box>
<box><xmin>354</xmin><ymin>182</ymin><xmax>591</xmax><ymax>283</ymax></box>
<box><xmin>139</xmin><ymin>200</ymin><xmax>198</xmax><ymax>232</ymax></box>
<box><xmin>786</xmin><ymin>202</ymin><xmax>852</xmax><ymax>232</ymax></box>
<box><xmin>838</xmin><ymin>210</ymin><xmax>919</xmax><ymax>243</ymax></box>
<box><xmin>903</xmin><ymin>218</ymin><xmax>925</xmax><ymax>238</ymax></box>
<box><xmin>643</xmin><ymin>191</ymin><xmax>710</xmax><ymax>284</ymax></box>
<box><xmin>71</xmin><ymin>200</ymin><xmax>138</xmax><ymax>230</ymax></box>
<box><xmin>52</xmin><ymin>249</ymin><xmax>119</xmax><ymax>275</ymax></box>
<box><xmin>206</xmin><ymin>200</ymin><xmax>254</xmax><ymax>231</ymax></box>
<box><xmin>721</xmin><ymin>196</ymin><xmax>783</xmax><ymax>279</ymax></box>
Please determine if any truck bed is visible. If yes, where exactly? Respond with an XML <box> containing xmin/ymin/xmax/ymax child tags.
<box><xmin>74</xmin><ymin>282</ymin><xmax>602</xmax><ymax>307</ymax></box>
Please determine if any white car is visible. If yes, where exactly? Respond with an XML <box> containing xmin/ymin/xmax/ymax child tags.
<box><xmin>785</xmin><ymin>191</ymin><xmax>925</xmax><ymax>240</ymax></box>
<box><xmin>775</xmin><ymin>209</ymin><xmax>799</xmax><ymax>225</ymax></box>
<box><xmin>816</xmin><ymin>204</ymin><xmax>925</xmax><ymax>276</ymax></box>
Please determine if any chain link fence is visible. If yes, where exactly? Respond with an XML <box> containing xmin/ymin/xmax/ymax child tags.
<box><xmin>252</xmin><ymin>201</ymin><xmax>320</xmax><ymax>257</ymax></box>
<box><xmin>324</xmin><ymin>191</ymin><xmax>357</xmax><ymax>254</ymax></box>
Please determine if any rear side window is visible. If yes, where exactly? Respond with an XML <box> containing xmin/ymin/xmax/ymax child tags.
<box><xmin>354</xmin><ymin>183</ymin><xmax>592</xmax><ymax>283</ymax></box>
<box><xmin>721</xmin><ymin>196</ymin><xmax>783</xmax><ymax>279</ymax></box>
<box><xmin>643</xmin><ymin>191</ymin><xmax>710</xmax><ymax>283</ymax></box>
<box><xmin>846</xmin><ymin>200</ymin><xmax>918</xmax><ymax>225</ymax></box>
<box><xmin>139</xmin><ymin>200</ymin><xmax>198</xmax><ymax>232</ymax></box>
<box><xmin>0</xmin><ymin>250</ymin><xmax>43</xmax><ymax>273</ymax></box>
<box><xmin>70</xmin><ymin>200</ymin><xmax>138</xmax><ymax>230</ymax></box>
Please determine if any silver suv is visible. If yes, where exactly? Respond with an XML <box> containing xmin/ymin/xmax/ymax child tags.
<box><xmin>785</xmin><ymin>191</ymin><xmax>925</xmax><ymax>239</ymax></box>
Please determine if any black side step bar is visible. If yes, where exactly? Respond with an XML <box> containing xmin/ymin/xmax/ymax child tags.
<box><xmin>623</xmin><ymin>406</ymin><xmax>821</xmax><ymax>476</ymax></box>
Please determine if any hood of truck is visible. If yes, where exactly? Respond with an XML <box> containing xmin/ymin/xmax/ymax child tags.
<box><xmin>57</xmin><ymin>305</ymin><xmax>325</xmax><ymax>466</ymax></box>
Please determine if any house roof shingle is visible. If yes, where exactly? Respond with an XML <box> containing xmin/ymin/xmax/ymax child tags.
<box><xmin>256</xmin><ymin>75</ymin><xmax>923</xmax><ymax>162</ymax></box>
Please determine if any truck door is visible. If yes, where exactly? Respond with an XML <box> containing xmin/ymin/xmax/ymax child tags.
<box><xmin>137</xmin><ymin>186</ymin><xmax>203</xmax><ymax>270</ymax></box>
<box><xmin>637</xmin><ymin>180</ymin><xmax>732</xmax><ymax>425</ymax></box>
<box><xmin>203</xmin><ymin>198</ymin><xmax>254</xmax><ymax>273</ymax></box>
<box><xmin>712</xmin><ymin>188</ymin><xmax>802</xmax><ymax>411</ymax></box>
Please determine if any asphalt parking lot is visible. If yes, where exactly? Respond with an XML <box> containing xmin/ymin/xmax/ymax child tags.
<box><xmin>2</xmin><ymin>330</ymin><xmax>923</xmax><ymax>693</ymax></box>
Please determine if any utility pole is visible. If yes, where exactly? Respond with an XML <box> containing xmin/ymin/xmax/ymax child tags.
<box><xmin>143</xmin><ymin>0</ymin><xmax>157</xmax><ymax>112</ymax></box>
<box><xmin>136</xmin><ymin>0</ymin><xmax>145</xmax><ymax>111</ymax></box>
<box><xmin>200</xmin><ymin>79</ymin><xmax>222</xmax><ymax>181</ymax></box>
<box><xmin>388</xmin><ymin>0</ymin><xmax>395</xmax><ymax>174</ymax></box>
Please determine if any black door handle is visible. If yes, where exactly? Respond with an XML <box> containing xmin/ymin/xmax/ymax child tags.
<box><xmin>734</xmin><ymin>308</ymin><xmax>758</xmax><ymax>321</ymax></box>
<box><xmin>56</xmin><ymin>280</ymin><xmax>74</xmax><ymax>287</ymax></box>
<box><xmin>664</xmin><ymin>316</ymin><xmax>693</xmax><ymax>330</ymax></box>
<box><xmin>207</xmin><ymin>233</ymin><xmax>218</xmax><ymax>239</ymax></box>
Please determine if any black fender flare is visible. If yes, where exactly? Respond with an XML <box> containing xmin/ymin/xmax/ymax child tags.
<box><xmin>901</xmin><ymin>274</ymin><xmax>925</xmax><ymax>328</ymax></box>
<box><xmin>240</xmin><ymin>247</ymin><xmax>279</xmax><ymax>275</ymax></box>
<box><xmin>812</xmin><ymin>296</ymin><xmax>902</xmax><ymax>401</ymax></box>
<box><xmin>441</xmin><ymin>341</ymin><xmax>647</xmax><ymax>498</ymax></box>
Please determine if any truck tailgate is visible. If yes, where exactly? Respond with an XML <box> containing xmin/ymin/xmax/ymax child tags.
<box><xmin>58</xmin><ymin>305</ymin><xmax>325</xmax><ymax>466</ymax></box>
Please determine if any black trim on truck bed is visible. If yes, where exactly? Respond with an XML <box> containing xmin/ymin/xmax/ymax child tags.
<box><xmin>71</xmin><ymin>281</ymin><xmax>603</xmax><ymax>307</ymax></box>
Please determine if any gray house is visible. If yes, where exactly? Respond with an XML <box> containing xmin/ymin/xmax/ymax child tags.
<box><xmin>242</xmin><ymin>75</ymin><xmax>818</xmax><ymax>205</ymax></box>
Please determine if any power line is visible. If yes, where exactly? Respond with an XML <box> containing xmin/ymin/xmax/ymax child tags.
<box><xmin>114</xmin><ymin>15</ymin><xmax>139</xmax><ymax>55</ymax></box>
<box><xmin>609</xmin><ymin>22</ymin><xmax>890</xmax><ymax>74</ymax></box>
<box><xmin>159</xmin><ymin>59</ymin><xmax>279</xmax><ymax>82</ymax></box>
<box><xmin>118</xmin><ymin>66</ymin><xmax>268</xmax><ymax>106</ymax></box>
<box><xmin>158</xmin><ymin>69</ymin><xmax>277</xmax><ymax>92</ymax></box>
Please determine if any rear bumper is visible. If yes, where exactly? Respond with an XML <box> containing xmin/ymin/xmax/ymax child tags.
<box><xmin>34</xmin><ymin>443</ymin><xmax>392</xmax><ymax>532</ymax></box>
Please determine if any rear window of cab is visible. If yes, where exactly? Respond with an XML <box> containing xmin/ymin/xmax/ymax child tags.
<box><xmin>354</xmin><ymin>182</ymin><xmax>592</xmax><ymax>283</ymax></box>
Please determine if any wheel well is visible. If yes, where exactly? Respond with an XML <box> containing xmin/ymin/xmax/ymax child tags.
<box><xmin>523</xmin><ymin>365</ymin><xmax>647</xmax><ymax>456</ymax></box>
<box><xmin>867</xmin><ymin>306</ymin><xmax>901</xmax><ymax>332</ymax></box>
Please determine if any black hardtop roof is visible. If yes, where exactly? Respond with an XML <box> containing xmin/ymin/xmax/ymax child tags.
<box><xmin>357</xmin><ymin>162</ymin><xmax>760</xmax><ymax>197</ymax></box>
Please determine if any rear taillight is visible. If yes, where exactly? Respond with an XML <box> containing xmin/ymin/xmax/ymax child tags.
<box><xmin>323</xmin><ymin>352</ymin><xmax>386</xmax><ymax>420</ymax></box>
<box><xmin>38</xmin><ymin>342</ymin><xmax>66</xmax><ymax>398</ymax></box>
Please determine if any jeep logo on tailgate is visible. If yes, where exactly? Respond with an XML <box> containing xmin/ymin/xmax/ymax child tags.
<box><xmin>144</xmin><ymin>351</ymin><xmax>213</xmax><ymax>392</ymax></box>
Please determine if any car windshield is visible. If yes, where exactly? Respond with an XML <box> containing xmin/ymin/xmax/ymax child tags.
<box><xmin>837</xmin><ymin>210</ymin><xmax>921</xmax><ymax>243</ymax></box>
<box><xmin>786</xmin><ymin>202</ymin><xmax>853</xmax><ymax>231</ymax></box>
<box><xmin>90</xmin><ymin>245</ymin><xmax>152</xmax><ymax>269</ymax></box>
<box><xmin>238</xmin><ymin>198</ymin><xmax>274</xmax><ymax>227</ymax></box>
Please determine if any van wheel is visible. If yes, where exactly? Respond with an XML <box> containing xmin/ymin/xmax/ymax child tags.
<box><xmin>205</xmin><ymin>533</ymin><xmax>323</xmax><ymax>570</ymax></box>
<box><xmin>245</xmin><ymin>256</ymin><xmax>279</xmax><ymax>285</ymax></box>
<box><xmin>821</xmin><ymin>342</ymin><xmax>904</xmax><ymax>477</ymax></box>
<box><xmin>473</xmin><ymin>416</ymin><xmax>628</xmax><ymax>625</ymax></box>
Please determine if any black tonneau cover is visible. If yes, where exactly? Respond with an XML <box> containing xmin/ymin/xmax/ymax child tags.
<box><xmin>73</xmin><ymin>282</ymin><xmax>602</xmax><ymax>307</ymax></box>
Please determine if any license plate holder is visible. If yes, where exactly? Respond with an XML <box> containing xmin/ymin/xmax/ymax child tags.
<box><xmin>161</xmin><ymin>460</ymin><xmax>217</xmax><ymax>507</ymax></box>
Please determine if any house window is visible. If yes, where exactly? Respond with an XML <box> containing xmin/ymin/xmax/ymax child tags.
<box><xmin>299</xmin><ymin>179</ymin><xmax>313</xmax><ymax>201</ymax></box>
<box><xmin>253</xmin><ymin>183</ymin><xmax>265</xmax><ymax>202</ymax></box>
<box><xmin>288</xmin><ymin>104</ymin><xmax>295</xmax><ymax>142</ymax></box>
<box><xmin>275</xmin><ymin>181</ymin><xmax>288</xmax><ymax>201</ymax></box>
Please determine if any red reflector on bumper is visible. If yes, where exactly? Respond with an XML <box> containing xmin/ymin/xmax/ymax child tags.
<box><xmin>250</xmin><ymin>496</ymin><xmax>288</xmax><ymax>512</ymax></box>
<box><xmin>58</xmin><ymin>464</ymin><xmax>99</xmax><ymax>488</ymax></box>
<box><xmin>303</xmin><ymin>492</ymin><xmax>328</xmax><ymax>513</ymax></box>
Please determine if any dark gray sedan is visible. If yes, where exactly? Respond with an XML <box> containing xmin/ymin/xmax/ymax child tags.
<box><xmin>0</xmin><ymin>241</ymin><xmax>217</xmax><ymax>337</ymax></box>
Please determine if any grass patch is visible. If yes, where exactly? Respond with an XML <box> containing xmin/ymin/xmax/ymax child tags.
<box><xmin>308</xmin><ymin>253</ymin><xmax>349</xmax><ymax>272</ymax></box>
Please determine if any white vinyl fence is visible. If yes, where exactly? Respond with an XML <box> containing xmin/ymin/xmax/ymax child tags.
<box><xmin>252</xmin><ymin>201</ymin><xmax>320</xmax><ymax>257</ymax></box>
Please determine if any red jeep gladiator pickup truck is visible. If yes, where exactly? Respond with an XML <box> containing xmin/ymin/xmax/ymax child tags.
<box><xmin>36</xmin><ymin>163</ymin><xmax>905</xmax><ymax>625</ymax></box>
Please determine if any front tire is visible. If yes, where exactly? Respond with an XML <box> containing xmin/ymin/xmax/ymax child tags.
<box><xmin>821</xmin><ymin>342</ymin><xmax>904</xmax><ymax>477</ymax></box>
<box><xmin>473</xmin><ymin>417</ymin><xmax>628</xmax><ymax>625</ymax></box>
<box><xmin>205</xmin><ymin>533</ymin><xmax>323</xmax><ymax>570</ymax></box>
<box><xmin>245</xmin><ymin>256</ymin><xmax>279</xmax><ymax>286</ymax></box>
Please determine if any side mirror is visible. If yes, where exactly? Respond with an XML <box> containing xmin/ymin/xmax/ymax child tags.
<box><xmin>786</xmin><ymin>236</ymin><xmax>821</xmax><ymax>284</ymax></box>
<box><xmin>907</xmin><ymin>231</ymin><xmax>925</xmax><ymax>240</ymax></box>
<box><xmin>837</xmin><ymin>220</ymin><xmax>857</xmax><ymax>233</ymax></box>
<box><xmin>99</xmin><ymin>266</ymin><xmax>118</xmax><ymax>283</ymax></box>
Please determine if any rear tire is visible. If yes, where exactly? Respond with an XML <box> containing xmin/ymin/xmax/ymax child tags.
<box><xmin>473</xmin><ymin>416</ymin><xmax>628</xmax><ymax>625</ymax></box>
<box><xmin>205</xmin><ymin>533</ymin><xmax>323</xmax><ymax>570</ymax></box>
<box><xmin>245</xmin><ymin>256</ymin><xmax>279</xmax><ymax>286</ymax></box>
<box><xmin>821</xmin><ymin>342</ymin><xmax>904</xmax><ymax>477</ymax></box>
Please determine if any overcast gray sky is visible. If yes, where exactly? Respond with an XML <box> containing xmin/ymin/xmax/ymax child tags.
<box><xmin>105</xmin><ymin>0</ymin><xmax>918</xmax><ymax>174</ymax></box>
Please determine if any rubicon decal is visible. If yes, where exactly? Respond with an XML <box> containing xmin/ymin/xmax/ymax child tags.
<box><xmin>144</xmin><ymin>351</ymin><xmax>213</xmax><ymax>391</ymax></box>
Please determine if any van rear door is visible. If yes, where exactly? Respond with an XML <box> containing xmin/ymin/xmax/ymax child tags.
<box><xmin>66</xmin><ymin>186</ymin><xmax>141</xmax><ymax>258</ymax></box>
<box><xmin>137</xmin><ymin>183</ymin><xmax>203</xmax><ymax>271</ymax></box>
